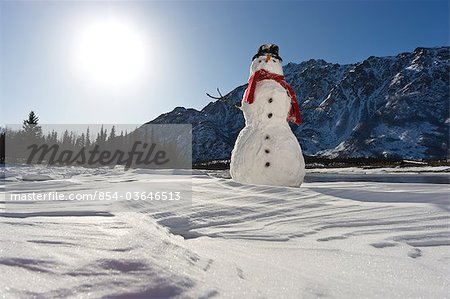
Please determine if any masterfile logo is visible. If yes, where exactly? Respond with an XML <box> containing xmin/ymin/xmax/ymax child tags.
<box><xmin>5</xmin><ymin>124</ymin><xmax>192</xmax><ymax>169</ymax></box>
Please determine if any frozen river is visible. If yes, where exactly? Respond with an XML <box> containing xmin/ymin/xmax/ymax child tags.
<box><xmin>305</xmin><ymin>173</ymin><xmax>449</xmax><ymax>184</ymax></box>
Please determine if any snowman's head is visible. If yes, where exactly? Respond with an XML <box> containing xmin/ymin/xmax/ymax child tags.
<box><xmin>250</xmin><ymin>44</ymin><xmax>284</xmax><ymax>76</ymax></box>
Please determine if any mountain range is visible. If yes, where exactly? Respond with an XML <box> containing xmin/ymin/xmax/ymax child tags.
<box><xmin>148</xmin><ymin>46</ymin><xmax>449</xmax><ymax>162</ymax></box>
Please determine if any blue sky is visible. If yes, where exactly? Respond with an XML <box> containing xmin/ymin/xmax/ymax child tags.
<box><xmin>1</xmin><ymin>0</ymin><xmax>448</xmax><ymax>125</ymax></box>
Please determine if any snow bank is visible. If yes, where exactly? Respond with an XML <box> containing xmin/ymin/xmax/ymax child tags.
<box><xmin>307</xmin><ymin>166</ymin><xmax>450</xmax><ymax>174</ymax></box>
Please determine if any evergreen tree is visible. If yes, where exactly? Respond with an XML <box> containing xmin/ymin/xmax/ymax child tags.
<box><xmin>62</xmin><ymin>130</ymin><xmax>71</xmax><ymax>147</ymax></box>
<box><xmin>0</xmin><ymin>127</ymin><xmax>5</xmax><ymax>165</ymax></box>
<box><xmin>96</xmin><ymin>125</ymin><xmax>108</xmax><ymax>145</ymax></box>
<box><xmin>85</xmin><ymin>127</ymin><xmax>91</xmax><ymax>147</ymax></box>
<box><xmin>22</xmin><ymin>111</ymin><xmax>42</xmax><ymax>138</ymax></box>
<box><xmin>76</xmin><ymin>133</ymin><xmax>85</xmax><ymax>148</ymax></box>
<box><xmin>109</xmin><ymin>125</ymin><xmax>116</xmax><ymax>141</ymax></box>
<box><xmin>107</xmin><ymin>126</ymin><xmax>116</xmax><ymax>148</ymax></box>
<box><xmin>23</xmin><ymin>111</ymin><xmax>39</xmax><ymax>126</ymax></box>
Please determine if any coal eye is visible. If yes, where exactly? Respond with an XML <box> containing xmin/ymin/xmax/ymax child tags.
<box><xmin>258</xmin><ymin>60</ymin><xmax>262</xmax><ymax>63</ymax></box>
<box><xmin>272</xmin><ymin>59</ymin><xmax>276</xmax><ymax>62</ymax></box>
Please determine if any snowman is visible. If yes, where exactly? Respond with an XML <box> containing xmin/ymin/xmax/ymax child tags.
<box><xmin>230</xmin><ymin>44</ymin><xmax>305</xmax><ymax>187</ymax></box>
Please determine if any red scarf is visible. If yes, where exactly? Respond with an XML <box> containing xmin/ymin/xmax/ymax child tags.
<box><xmin>243</xmin><ymin>69</ymin><xmax>301</xmax><ymax>125</ymax></box>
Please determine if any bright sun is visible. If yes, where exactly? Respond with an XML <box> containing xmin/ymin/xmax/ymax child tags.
<box><xmin>74</xmin><ymin>17</ymin><xmax>147</xmax><ymax>89</ymax></box>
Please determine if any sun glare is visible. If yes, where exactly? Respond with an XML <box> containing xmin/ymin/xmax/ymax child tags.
<box><xmin>74</xmin><ymin>17</ymin><xmax>147</xmax><ymax>89</ymax></box>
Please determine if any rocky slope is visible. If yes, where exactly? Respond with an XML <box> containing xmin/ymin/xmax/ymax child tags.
<box><xmin>149</xmin><ymin>47</ymin><xmax>449</xmax><ymax>162</ymax></box>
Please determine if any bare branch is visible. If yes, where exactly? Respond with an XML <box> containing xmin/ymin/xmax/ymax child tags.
<box><xmin>206</xmin><ymin>88</ymin><xmax>228</xmax><ymax>101</ymax></box>
<box><xmin>206</xmin><ymin>92</ymin><xmax>222</xmax><ymax>100</ymax></box>
<box><xmin>217</xmin><ymin>88</ymin><xmax>223</xmax><ymax>98</ymax></box>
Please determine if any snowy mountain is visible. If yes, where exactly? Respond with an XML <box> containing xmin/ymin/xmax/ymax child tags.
<box><xmin>148</xmin><ymin>47</ymin><xmax>449</xmax><ymax>162</ymax></box>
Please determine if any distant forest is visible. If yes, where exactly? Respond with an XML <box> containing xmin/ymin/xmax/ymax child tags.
<box><xmin>1</xmin><ymin>111</ymin><xmax>189</xmax><ymax>168</ymax></box>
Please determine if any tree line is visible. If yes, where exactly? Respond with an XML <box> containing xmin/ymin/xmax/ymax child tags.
<box><xmin>1</xmin><ymin>111</ymin><xmax>190</xmax><ymax>168</ymax></box>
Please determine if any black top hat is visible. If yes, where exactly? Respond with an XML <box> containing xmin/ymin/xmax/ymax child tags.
<box><xmin>252</xmin><ymin>44</ymin><xmax>283</xmax><ymax>62</ymax></box>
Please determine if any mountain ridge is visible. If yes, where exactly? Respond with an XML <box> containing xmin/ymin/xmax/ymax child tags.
<box><xmin>148</xmin><ymin>46</ymin><xmax>449</xmax><ymax>162</ymax></box>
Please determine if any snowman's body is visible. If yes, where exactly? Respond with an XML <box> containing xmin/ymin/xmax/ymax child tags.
<box><xmin>230</xmin><ymin>45</ymin><xmax>305</xmax><ymax>187</ymax></box>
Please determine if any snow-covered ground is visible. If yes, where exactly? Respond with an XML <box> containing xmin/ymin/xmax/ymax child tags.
<box><xmin>1</xmin><ymin>165</ymin><xmax>449</xmax><ymax>298</ymax></box>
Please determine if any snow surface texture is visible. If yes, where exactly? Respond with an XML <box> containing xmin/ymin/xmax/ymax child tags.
<box><xmin>149</xmin><ymin>46</ymin><xmax>449</xmax><ymax>162</ymax></box>
<box><xmin>1</xmin><ymin>165</ymin><xmax>449</xmax><ymax>298</ymax></box>
<box><xmin>230</xmin><ymin>56</ymin><xmax>305</xmax><ymax>187</ymax></box>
